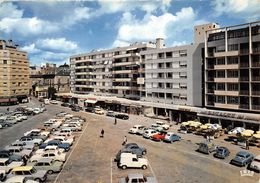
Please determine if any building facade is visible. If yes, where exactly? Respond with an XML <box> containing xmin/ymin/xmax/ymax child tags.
<box><xmin>205</xmin><ymin>21</ymin><xmax>260</xmax><ymax>112</ymax></box>
<box><xmin>0</xmin><ymin>40</ymin><xmax>30</xmax><ymax>105</ymax></box>
<box><xmin>70</xmin><ymin>42</ymin><xmax>157</xmax><ymax>100</ymax></box>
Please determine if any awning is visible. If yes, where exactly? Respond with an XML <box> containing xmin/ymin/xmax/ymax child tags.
<box><xmin>85</xmin><ymin>100</ymin><xmax>97</xmax><ymax>104</ymax></box>
<box><xmin>0</xmin><ymin>98</ymin><xmax>9</xmax><ymax>102</ymax></box>
<box><xmin>198</xmin><ymin>113</ymin><xmax>260</xmax><ymax>125</ymax></box>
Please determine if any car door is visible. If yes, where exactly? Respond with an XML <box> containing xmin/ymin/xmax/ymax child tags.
<box><xmin>132</xmin><ymin>157</ymin><xmax>139</xmax><ymax>168</ymax></box>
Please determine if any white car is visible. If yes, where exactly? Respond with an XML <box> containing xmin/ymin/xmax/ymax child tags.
<box><xmin>228</xmin><ymin>127</ymin><xmax>245</xmax><ymax>135</ymax></box>
<box><xmin>0</xmin><ymin>158</ymin><xmax>24</xmax><ymax>174</ymax></box>
<box><xmin>19</xmin><ymin>137</ymin><xmax>43</xmax><ymax>146</ymax></box>
<box><xmin>249</xmin><ymin>154</ymin><xmax>260</xmax><ymax>172</ymax></box>
<box><xmin>50</xmin><ymin>100</ymin><xmax>58</xmax><ymax>104</ymax></box>
<box><xmin>24</xmin><ymin>129</ymin><xmax>41</xmax><ymax>136</ymax></box>
<box><xmin>15</xmin><ymin>114</ymin><xmax>28</xmax><ymax>121</ymax></box>
<box><xmin>30</xmin><ymin>150</ymin><xmax>66</xmax><ymax>162</ymax></box>
<box><xmin>61</xmin><ymin>124</ymin><xmax>82</xmax><ymax>131</ymax></box>
<box><xmin>51</xmin><ymin>136</ymin><xmax>74</xmax><ymax>145</ymax></box>
<box><xmin>0</xmin><ymin>124</ymin><xmax>2</xmax><ymax>129</ymax></box>
<box><xmin>5</xmin><ymin>175</ymin><xmax>39</xmax><ymax>183</ymax></box>
<box><xmin>33</xmin><ymin>108</ymin><xmax>41</xmax><ymax>114</ymax></box>
<box><xmin>64</xmin><ymin>114</ymin><xmax>74</xmax><ymax>119</ymax></box>
<box><xmin>35</xmin><ymin>146</ymin><xmax>65</xmax><ymax>155</ymax></box>
<box><xmin>142</xmin><ymin>129</ymin><xmax>159</xmax><ymax>139</ymax></box>
<box><xmin>129</xmin><ymin>125</ymin><xmax>145</xmax><ymax>134</ymax></box>
<box><xmin>64</xmin><ymin>121</ymin><xmax>82</xmax><ymax>127</ymax></box>
<box><xmin>5</xmin><ymin>146</ymin><xmax>33</xmax><ymax>159</ymax></box>
<box><xmin>156</xmin><ymin>121</ymin><xmax>170</xmax><ymax>130</ymax></box>
<box><xmin>5</xmin><ymin>116</ymin><xmax>19</xmax><ymax>124</ymax></box>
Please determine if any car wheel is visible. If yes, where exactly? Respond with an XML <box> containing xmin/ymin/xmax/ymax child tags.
<box><xmin>48</xmin><ymin>170</ymin><xmax>54</xmax><ymax>174</ymax></box>
<box><xmin>142</xmin><ymin>165</ymin><xmax>147</xmax><ymax>170</ymax></box>
<box><xmin>122</xmin><ymin>165</ymin><xmax>127</xmax><ymax>170</ymax></box>
<box><xmin>35</xmin><ymin>178</ymin><xmax>41</xmax><ymax>182</ymax></box>
<box><xmin>142</xmin><ymin>151</ymin><xmax>146</xmax><ymax>155</ymax></box>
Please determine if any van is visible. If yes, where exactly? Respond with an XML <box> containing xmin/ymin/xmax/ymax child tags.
<box><xmin>118</xmin><ymin>153</ymin><xmax>148</xmax><ymax>170</ymax></box>
<box><xmin>9</xmin><ymin>166</ymin><xmax>47</xmax><ymax>182</ymax></box>
<box><xmin>197</xmin><ymin>141</ymin><xmax>217</xmax><ymax>154</ymax></box>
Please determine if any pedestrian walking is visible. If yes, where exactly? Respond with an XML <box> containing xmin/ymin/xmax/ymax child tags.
<box><xmin>114</xmin><ymin>117</ymin><xmax>117</xmax><ymax>125</ymax></box>
<box><xmin>122</xmin><ymin>135</ymin><xmax>127</xmax><ymax>145</ymax></box>
<box><xmin>100</xmin><ymin>129</ymin><xmax>104</xmax><ymax>138</ymax></box>
<box><xmin>246</xmin><ymin>140</ymin><xmax>249</xmax><ymax>150</ymax></box>
<box><xmin>7</xmin><ymin>107</ymin><xmax>9</xmax><ymax>112</ymax></box>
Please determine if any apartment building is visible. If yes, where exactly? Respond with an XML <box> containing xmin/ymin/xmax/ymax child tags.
<box><xmin>0</xmin><ymin>40</ymin><xmax>30</xmax><ymax>105</ymax></box>
<box><xmin>141</xmin><ymin>23</ymin><xmax>219</xmax><ymax>107</ymax></box>
<box><xmin>205</xmin><ymin>21</ymin><xmax>260</xmax><ymax>112</ymax></box>
<box><xmin>70</xmin><ymin>42</ymin><xmax>157</xmax><ymax>100</ymax></box>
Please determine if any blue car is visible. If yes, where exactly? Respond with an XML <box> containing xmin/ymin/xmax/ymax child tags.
<box><xmin>213</xmin><ymin>147</ymin><xmax>230</xmax><ymax>159</ymax></box>
<box><xmin>39</xmin><ymin>140</ymin><xmax>70</xmax><ymax>152</ymax></box>
<box><xmin>163</xmin><ymin>133</ymin><xmax>181</xmax><ymax>143</ymax></box>
<box><xmin>230</xmin><ymin>151</ymin><xmax>254</xmax><ymax>166</ymax></box>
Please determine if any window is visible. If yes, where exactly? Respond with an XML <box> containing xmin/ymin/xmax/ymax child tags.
<box><xmin>216</xmin><ymin>58</ymin><xmax>225</xmax><ymax>65</ymax></box>
<box><xmin>166</xmin><ymin>83</ymin><xmax>172</xmax><ymax>89</ymax></box>
<box><xmin>166</xmin><ymin>62</ymin><xmax>172</xmax><ymax>68</ymax></box>
<box><xmin>158</xmin><ymin>53</ymin><xmax>164</xmax><ymax>59</ymax></box>
<box><xmin>166</xmin><ymin>52</ymin><xmax>172</xmax><ymax>58</ymax></box>
<box><xmin>227</xmin><ymin>83</ymin><xmax>238</xmax><ymax>91</ymax></box>
<box><xmin>227</xmin><ymin>70</ymin><xmax>238</xmax><ymax>78</ymax></box>
<box><xmin>180</xmin><ymin>50</ymin><xmax>187</xmax><ymax>57</ymax></box>
<box><xmin>227</xmin><ymin>57</ymin><xmax>238</xmax><ymax>64</ymax></box>
<box><xmin>158</xmin><ymin>63</ymin><xmax>164</xmax><ymax>68</ymax></box>
<box><xmin>166</xmin><ymin>73</ymin><xmax>172</xmax><ymax>78</ymax></box>
<box><xmin>3</xmin><ymin>60</ymin><xmax>7</xmax><ymax>64</ymax></box>
<box><xmin>216</xmin><ymin>83</ymin><xmax>225</xmax><ymax>90</ymax></box>
<box><xmin>228</xmin><ymin>44</ymin><xmax>238</xmax><ymax>51</ymax></box>
<box><xmin>227</xmin><ymin>96</ymin><xmax>239</xmax><ymax>104</ymax></box>
<box><xmin>216</xmin><ymin>96</ymin><xmax>225</xmax><ymax>103</ymax></box>
<box><xmin>216</xmin><ymin>70</ymin><xmax>225</xmax><ymax>78</ymax></box>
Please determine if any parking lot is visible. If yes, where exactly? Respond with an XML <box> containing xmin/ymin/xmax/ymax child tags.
<box><xmin>54</xmin><ymin>109</ymin><xmax>259</xmax><ymax>183</ymax></box>
<box><xmin>0</xmin><ymin>100</ymin><xmax>259</xmax><ymax>183</ymax></box>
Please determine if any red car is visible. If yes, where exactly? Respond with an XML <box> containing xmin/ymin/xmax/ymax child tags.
<box><xmin>152</xmin><ymin>131</ymin><xmax>167</xmax><ymax>141</ymax></box>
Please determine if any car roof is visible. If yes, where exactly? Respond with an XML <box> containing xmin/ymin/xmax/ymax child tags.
<box><xmin>0</xmin><ymin>158</ymin><xmax>9</xmax><ymax>163</ymax></box>
<box><xmin>5</xmin><ymin>176</ymin><xmax>26</xmax><ymax>182</ymax></box>
<box><xmin>237</xmin><ymin>151</ymin><xmax>250</xmax><ymax>156</ymax></box>
<box><xmin>128</xmin><ymin>173</ymin><xmax>144</xmax><ymax>179</ymax></box>
<box><xmin>38</xmin><ymin>158</ymin><xmax>53</xmax><ymax>163</ymax></box>
<box><xmin>12</xmin><ymin>166</ymin><xmax>33</xmax><ymax>171</ymax></box>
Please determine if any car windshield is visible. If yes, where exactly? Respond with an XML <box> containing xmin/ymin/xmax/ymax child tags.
<box><xmin>237</xmin><ymin>154</ymin><xmax>246</xmax><ymax>158</ymax></box>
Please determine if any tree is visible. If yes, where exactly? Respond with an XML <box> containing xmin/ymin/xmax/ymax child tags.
<box><xmin>48</xmin><ymin>86</ymin><xmax>57</xmax><ymax>100</ymax></box>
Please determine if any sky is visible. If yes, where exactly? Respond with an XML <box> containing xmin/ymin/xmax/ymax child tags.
<box><xmin>0</xmin><ymin>0</ymin><xmax>260</xmax><ymax>66</ymax></box>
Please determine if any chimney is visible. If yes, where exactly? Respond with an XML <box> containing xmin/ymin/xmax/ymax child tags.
<box><xmin>156</xmin><ymin>38</ymin><xmax>165</xmax><ymax>49</ymax></box>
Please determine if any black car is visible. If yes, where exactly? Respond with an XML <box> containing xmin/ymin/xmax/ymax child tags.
<box><xmin>61</xmin><ymin>103</ymin><xmax>71</xmax><ymax>107</ymax></box>
<box><xmin>115</xmin><ymin>114</ymin><xmax>129</xmax><ymax>120</ymax></box>
<box><xmin>213</xmin><ymin>146</ymin><xmax>230</xmax><ymax>159</ymax></box>
<box><xmin>85</xmin><ymin>107</ymin><xmax>94</xmax><ymax>113</ymax></box>
<box><xmin>71</xmin><ymin>105</ymin><xmax>82</xmax><ymax>112</ymax></box>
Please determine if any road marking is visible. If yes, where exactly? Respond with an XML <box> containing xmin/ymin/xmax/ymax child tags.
<box><xmin>147</xmin><ymin>158</ymin><xmax>158</xmax><ymax>182</ymax></box>
<box><xmin>54</xmin><ymin>121</ymin><xmax>90</xmax><ymax>183</ymax></box>
<box><xmin>110</xmin><ymin>157</ymin><xmax>113</xmax><ymax>183</ymax></box>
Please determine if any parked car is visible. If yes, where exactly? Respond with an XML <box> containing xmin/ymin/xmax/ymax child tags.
<box><xmin>106</xmin><ymin>111</ymin><xmax>115</xmax><ymax>117</ymax></box>
<box><xmin>94</xmin><ymin>108</ymin><xmax>104</xmax><ymax>115</ymax></box>
<box><xmin>197</xmin><ymin>141</ymin><xmax>217</xmax><ymax>154</ymax></box>
<box><xmin>143</xmin><ymin>129</ymin><xmax>159</xmax><ymax>139</ymax></box>
<box><xmin>5</xmin><ymin>175</ymin><xmax>39</xmax><ymax>183</ymax></box>
<box><xmin>50</xmin><ymin>100</ymin><xmax>58</xmax><ymax>104</ymax></box>
<box><xmin>28</xmin><ymin>158</ymin><xmax>63</xmax><ymax>174</ymax></box>
<box><xmin>61</xmin><ymin>123</ymin><xmax>82</xmax><ymax>131</ymax></box>
<box><xmin>155</xmin><ymin>121</ymin><xmax>170</xmax><ymax>130</ymax></box>
<box><xmin>19</xmin><ymin>136</ymin><xmax>43</xmax><ymax>146</ymax></box>
<box><xmin>39</xmin><ymin>140</ymin><xmax>70</xmax><ymax>152</ymax></box>
<box><xmin>30</xmin><ymin>150</ymin><xmax>66</xmax><ymax>162</ymax></box>
<box><xmin>230</xmin><ymin>151</ymin><xmax>254</xmax><ymax>166</ymax></box>
<box><xmin>115</xmin><ymin>144</ymin><xmax>147</xmax><ymax>162</ymax></box>
<box><xmin>249</xmin><ymin>154</ymin><xmax>260</xmax><ymax>173</ymax></box>
<box><xmin>0</xmin><ymin>158</ymin><xmax>24</xmax><ymax>174</ymax></box>
<box><xmin>15</xmin><ymin>114</ymin><xmax>28</xmax><ymax>121</ymax></box>
<box><xmin>129</xmin><ymin>125</ymin><xmax>145</xmax><ymax>135</ymax></box>
<box><xmin>0</xmin><ymin>121</ymin><xmax>12</xmax><ymax>128</ymax></box>
<box><xmin>118</xmin><ymin>153</ymin><xmax>148</xmax><ymax>170</ymax></box>
<box><xmin>61</xmin><ymin>102</ymin><xmax>71</xmax><ymax>107</ymax></box>
<box><xmin>85</xmin><ymin>107</ymin><xmax>94</xmax><ymax>113</ymax></box>
<box><xmin>0</xmin><ymin>150</ymin><xmax>23</xmax><ymax>162</ymax></box>
<box><xmin>151</xmin><ymin>131</ymin><xmax>167</xmax><ymax>141</ymax></box>
<box><xmin>5</xmin><ymin>116</ymin><xmax>19</xmax><ymax>124</ymax></box>
<box><xmin>163</xmin><ymin>132</ymin><xmax>181</xmax><ymax>143</ymax></box>
<box><xmin>45</xmin><ymin>136</ymin><xmax>73</xmax><ymax>145</ymax></box>
<box><xmin>213</xmin><ymin>147</ymin><xmax>230</xmax><ymax>159</ymax></box>
<box><xmin>35</xmin><ymin>145</ymin><xmax>65</xmax><ymax>155</ymax></box>
<box><xmin>8</xmin><ymin>166</ymin><xmax>47</xmax><ymax>182</ymax></box>
<box><xmin>119</xmin><ymin>173</ymin><xmax>157</xmax><ymax>183</ymax></box>
<box><xmin>71</xmin><ymin>105</ymin><xmax>82</xmax><ymax>112</ymax></box>
<box><xmin>115</xmin><ymin>114</ymin><xmax>129</xmax><ymax>120</ymax></box>
<box><xmin>5</xmin><ymin>146</ymin><xmax>33</xmax><ymax>159</ymax></box>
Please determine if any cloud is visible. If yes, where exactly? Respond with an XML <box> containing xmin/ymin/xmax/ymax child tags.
<box><xmin>20</xmin><ymin>43</ymin><xmax>41</xmax><ymax>54</ymax></box>
<box><xmin>171</xmin><ymin>41</ymin><xmax>187</xmax><ymax>46</ymax></box>
<box><xmin>96</xmin><ymin>0</ymin><xmax>172</xmax><ymax>15</ymax></box>
<box><xmin>0</xmin><ymin>17</ymin><xmax>59</xmax><ymax>36</ymax></box>
<box><xmin>36</xmin><ymin>38</ymin><xmax>78</xmax><ymax>52</ymax></box>
<box><xmin>212</xmin><ymin>0</ymin><xmax>260</xmax><ymax>21</ymax></box>
<box><xmin>0</xmin><ymin>2</ymin><xmax>23</xmax><ymax>19</ymax></box>
<box><xmin>113</xmin><ymin>7</ymin><xmax>196</xmax><ymax>46</ymax></box>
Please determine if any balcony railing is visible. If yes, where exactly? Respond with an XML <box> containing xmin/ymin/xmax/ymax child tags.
<box><xmin>252</xmin><ymin>62</ymin><xmax>260</xmax><ymax>67</ymax></box>
<box><xmin>253</xmin><ymin>47</ymin><xmax>260</xmax><ymax>54</ymax></box>
<box><xmin>252</xmin><ymin>91</ymin><xmax>260</xmax><ymax>95</ymax></box>
<box><xmin>239</xmin><ymin>104</ymin><xmax>249</xmax><ymax>109</ymax></box>
<box><xmin>240</xmin><ymin>77</ymin><xmax>249</xmax><ymax>81</ymax></box>
<box><xmin>252</xmin><ymin>105</ymin><xmax>260</xmax><ymax>110</ymax></box>
<box><xmin>240</xmin><ymin>49</ymin><xmax>249</xmax><ymax>55</ymax></box>
<box><xmin>207</xmin><ymin>77</ymin><xmax>214</xmax><ymax>81</ymax></box>
<box><xmin>252</xmin><ymin>76</ymin><xmax>260</xmax><ymax>81</ymax></box>
<box><xmin>239</xmin><ymin>90</ymin><xmax>249</xmax><ymax>95</ymax></box>
<box><xmin>207</xmin><ymin>101</ymin><xmax>214</xmax><ymax>106</ymax></box>
<box><xmin>240</xmin><ymin>62</ymin><xmax>249</xmax><ymax>68</ymax></box>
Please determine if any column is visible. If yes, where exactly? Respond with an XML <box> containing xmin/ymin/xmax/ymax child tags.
<box><xmin>249</xmin><ymin>24</ymin><xmax>252</xmax><ymax>110</ymax></box>
<box><xmin>155</xmin><ymin>107</ymin><xmax>158</xmax><ymax>117</ymax></box>
<box><xmin>169</xmin><ymin>110</ymin><xmax>173</xmax><ymax>122</ymax></box>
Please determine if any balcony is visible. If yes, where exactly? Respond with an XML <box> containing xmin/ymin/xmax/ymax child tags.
<box><xmin>112</xmin><ymin>86</ymin><xmax>137</xmax><ymax>90</ymax></box>
<box><xmin>240</xmin><ymin>49</ymin><xmax>249</xmax><ymax>55</ymax></box>
<box><xmin>252</xmin><ymin>62</ymin><xmax>260</xmax><ymax>68</ymax></box>
<box><xmin>214</xmin><ymin>50</ymin><xmax>239</xmax><ymax>57</ymax></box>
<box><xmin>252</xmin><ymin>91</ymin><xmax>260</xmax><ymax>95</ymax></box>
<box><xmin>239</xmin><ymin>90</ymin><xmax>249</xmax><ymax>95</ymax></box>
<box><xmin>214</xmin><ymin>90</ymin><xmax>239</xmax><ymax>96</ymax></box>
<box><xmin>253</xmin><ymin>47</ymin><xmax>260</xmax><ymax>54</ymax></box>
<box><xmin>252</xmin><ymin>105</ymin><xmax>260</xmax><ymax>110</ymax></box>
<box><xmin>214</xmin><ymin>64</ymin><xmax>239</xmax><ymax>70</ymax></box>
<box><xmin>113</xmin><ymin>78</ymin><xmax>132</xmax><ymax>82</ymax></box>
<box><xmin>214</xmin><ymin>77</ymin><xmax>239</xmax><ymax>82</ymax></box>
<box><xmin>239</xmin><ymin>104</ymin><xmax>249</xmax><ymax>109</ymax></box>
<box><xmin>112</xmin><ymin>70</ymin><xmax>137</xmax><ymax>74</ymax></box>
<box><xmin>113</xmin><ymin>61</ymin><xmax>140</xmax><ymax>67</ymax></box>
<box><xmin>214</xmin><ymin>103</ymin><xmax>239</xmax><ymax>109</ymax></box>
<box><xmin>113</xmin><ymin>53</ymin><xmax>140</xmax><ymax>59</ymax></box>
<box><xmin>252</xmin><ymin>76</ymin><xmax>260</xmax><ymax>81</ymax></box>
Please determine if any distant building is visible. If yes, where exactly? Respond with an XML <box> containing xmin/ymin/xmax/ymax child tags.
<box><xmin>0</xmin><ymin>40</ymin><xmax>30</xmax><ymax>105</ymax></box>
